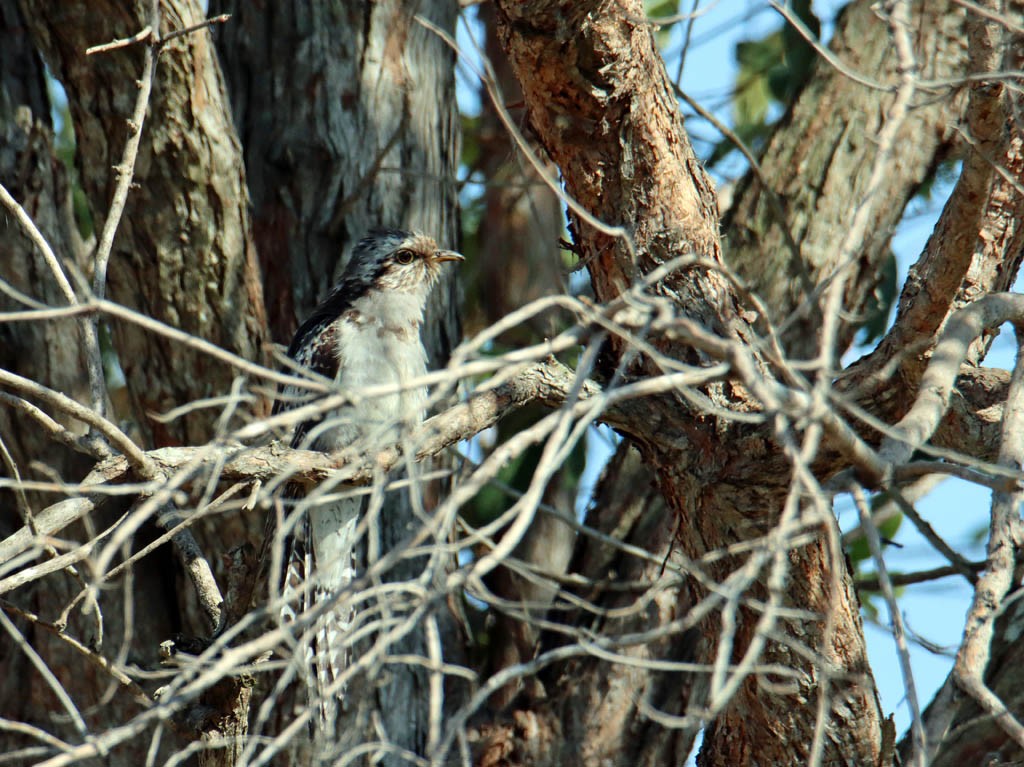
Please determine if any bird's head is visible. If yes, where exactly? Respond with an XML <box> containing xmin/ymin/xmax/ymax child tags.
<box><xmin>343</xmin><ymin>228</ymin><xmax>463</xmax><ymax>296</ymax></box>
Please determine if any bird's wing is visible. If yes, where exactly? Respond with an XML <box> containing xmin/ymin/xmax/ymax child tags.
<box><xmin>273</xmin><ymin>316</ymin><xmax>343</xmax><ymax>449</ymax></box>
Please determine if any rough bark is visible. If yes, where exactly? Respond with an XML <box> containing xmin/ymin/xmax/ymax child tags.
<box><xmin>836</xmin><ymin>1</ymin><xmax>1023</xmax><ymax>480</ymax></box>
<box><xmin>907</xmin><ymin>590</ymin><xmax>1024</xmax><ymax>767</ymax></box>
<box><xmin>891</xmin><ymin>8</ymin><xmax>1024</xmax><ymax>764</ymax></box>
<box><xmin>21</xmin><ymin>0</ymin><xmax>270</xmax><ymax>449</ymax></box>
<box><xmin>723</xmin><ymin>0</ymin><xmax>967</xmax><ymax>358</ymax></box>
<box><xmin>212</xmin><ymin>1</ymin><xmax>463</xmax><ymax>763</ymax></box>
<box><xmin>849</xmin><ymin>3</ymin><xmax>1024</xmax><ymax>388</ymax></box>
<box><xmin>19</xmin><ymin>0</ymin><xmax>274</xmax><ymax>656</ymax></box>
<box><xmin>0</xmin><ymin>0</ymin><xmax>89</xmax><ymax>483</ymax></box>
<box><xmin>492</xmin><ymin>2</ymin><xmax>883</xmax><ymax>765</ymax></box>
<box><xmin>3</xmin><ymin>2</ymin><xmax>270</xmax><ymax>762</ymax></box>
<box><xmin>4</xmin><ymin>0</ymin><xmax>1023</xmax><ymax>763</ymax></box>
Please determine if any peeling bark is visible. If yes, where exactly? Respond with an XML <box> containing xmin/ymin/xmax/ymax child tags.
<box><xmin>21</xmin><ymin>0</ymin><xmax>270</xmax><ymax>449</ymax></box>
<box><xmin>724</xmin><ymin>0</ymin><xmax>968</xmax><ymax>358</ymax></box>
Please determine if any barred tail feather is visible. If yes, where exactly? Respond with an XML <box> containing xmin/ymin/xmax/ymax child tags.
<box><xmin>278</xmin><ymin>496</ymin><xmax>361</xmax><ymax>736</ymax></box>
<box><xmin>279</xmin><ymin>514</ymin><xmax>316</xmax><ymax>694</ymax></box>
<box><xmin>309</xmin><ymin>498</ymin><xmax>361</xmax><ymax>729</ymax></box>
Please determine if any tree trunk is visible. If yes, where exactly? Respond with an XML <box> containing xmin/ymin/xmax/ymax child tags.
<box><xmin>3</xmin><ymin>1</ymin><xmax>269</xmax><ymax>761</ymax></box>
<box><xmin>212</xmin><ymin>1</ymin><xmax>463</xmax><ymax>762</ymax></box>
<box><xmin>20</xmin><ymin>0</ymin><xmax>273</xmax><ymax>646</ymax></box>
<box><xmin>491</xmin><ymin>2</ymin><xmax>885</xmax><ymax>764</ymax></box>
<box><xmin>22</xmin><ymin>0</ymin><xmax>270</xmax><ymax>449</ymax></box>
<box><xmin>0</xmin><ymin>2</ymin><xmax>158</xmax><ymax>758</ymax></box>
<box><xmin>723</xmin><ymin>0</ymin><xmax>967</xmax><ymax>357</ymax></box>
<box><xmin>4</xmin><ymin>0</ymin><xmax>1024</xmax><ymax>765</ymax></box>
<box><xmin>210</xmin><ymin>0</ymin><xmax>460</xmax><ymax>350</ymax></box>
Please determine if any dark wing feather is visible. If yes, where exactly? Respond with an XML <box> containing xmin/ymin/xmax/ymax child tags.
<box><xmin>264</xmin><ymin>292</ymin><xmax>351</xmax><ymax>635</ymax></box>
<box><xmin>273</xmin><ymin>280</ymin><xmax>360</xmax><ymax>446</ymax></box>
<box><xmin>274</xmin><ymin>318</ymin><xmax>344</xmax><ymax>449</ymax></box>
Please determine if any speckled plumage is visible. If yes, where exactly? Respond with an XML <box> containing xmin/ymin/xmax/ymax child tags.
<box><xmin>273</xmin><ymin>228</ymin><xmax>461</xmax><ymax>730</ymax></box>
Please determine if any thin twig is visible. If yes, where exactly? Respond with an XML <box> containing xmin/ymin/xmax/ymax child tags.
<box><xmin>855</xmin><ymin>561</ymin><xmax>985</xmax><ymax>591</ymax></box>
<box><xmin>953</xmin><ymin>321</ymin><xmax>1024</xmax><ymax>748</ymax></box>
<box><xmin>0</xmin><ymin>608</ymin><xmax>88</xmax><ymax>736</ymax></box>
<box><xmin>769</xmin><ymin>1</ymin><xmax>894</xmax><ymax>93</ymax></box>
<box><xmin>157</xmin><ymin>13</ymin><xmax>230</xmax><ymax>46</ymax></box>
<box><xmin>0</xmin><ymin>182</ymin><xmax>108</xmax><ymax>425</ymax></box>
<box><xmin>417</xmin><ymin>14</ymin><xmax>637</xmax><ymax>261</ymax></box>
<box><xmin>887</xmin><ymin>489</ymin><xmax>980</xmax><ymax>585</ymax></box>
<box><xmin>86</xmin><ymin>26</ymin><xmax>153</xmax><ymax>55</ymax></box>
<box><xmin>851</xmin><ymin>482</ymin><xmax>927</xmax><ymax>764</ymax></box>
<box><xmin>0</xmin><ymin>599</ymin><xmax>153</xmax><ymax>709</ymax></box>
<box><xmin>0</xmin><ymin>368</ymin><xmax>153</xmax><ymax>476</ymax></box>
<box><xmin>90</xmin><ymin>0</ymin><xmax>159</xmax><ymax>308</ymax></box>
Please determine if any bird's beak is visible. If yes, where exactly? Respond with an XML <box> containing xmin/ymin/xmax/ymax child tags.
<box><xmin>433</xmin><ymin>250</ymin><xmax>464</xmax><ymax>264</ymax></box>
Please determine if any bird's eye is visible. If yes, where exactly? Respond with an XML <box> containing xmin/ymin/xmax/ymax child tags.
<box><xmin>394</xmin><ymin>249</ymin><xmax>416</xmax><ymax>265</ymax></box>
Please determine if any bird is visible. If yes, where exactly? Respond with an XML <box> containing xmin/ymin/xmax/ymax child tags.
<box><xmin>270</xmin><ymin>228</ymin><xmax>462</xmax><ymax>731</ymax></box>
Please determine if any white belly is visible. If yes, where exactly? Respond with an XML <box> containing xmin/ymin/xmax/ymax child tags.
<box><xmin>339</xmin><ymin>325</ymin><xmax>427</xmax><ymax>432</ymax></box>
<box><xmin>315</xmin><ymin>297</ymin><xmax>428</xmax><ymax>453</ymax></box>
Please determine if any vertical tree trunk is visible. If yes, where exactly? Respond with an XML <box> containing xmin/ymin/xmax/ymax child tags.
<box><xmin>723</xmin><ymin>0</ymin><xmax>967</xmax><ymax>357</ymax></box>
<box><xmin>211</xmin><ymin>0</ymin><xmax>460</xmax><ymax>348</ymax></box>
<box><xmin>0</xmin><ymin>6</ymin><xmax>179</xmax><ymax>762</ymax></box>
<box><xmin>21</xmin><ymin>0</ymin><xmax>272</xmax><ymax>637</ymax></box>
<box><xmin>491</xmin><ymin>2</ymin><xmax>885</xmax><ymax>764</ymax></box>
<box><xmin>3</xmin><ymin>2</ymin><xmax>269</xmax><ymax>761</ymax></box>
<box><xmin>212</xmin><ymin>2</ymin><xmax>463</xmax><ymax>762</ymax></box>
<box><xmin>22</xmin><ymin>0</ymin><xmax>270</xmax><ymax>449</ymax></box>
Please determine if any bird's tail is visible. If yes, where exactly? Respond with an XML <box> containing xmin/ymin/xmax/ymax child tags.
<box><xmin>280</xmin><ymin>499</ymin><xmax>361</xmax><ymax>735</ymax></box>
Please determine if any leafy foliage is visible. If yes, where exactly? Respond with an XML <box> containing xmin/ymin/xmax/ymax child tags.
<box><xmin>707</xmin><ymin>0</ymin><xmax>819</xmax><ymax>168</ymax></box>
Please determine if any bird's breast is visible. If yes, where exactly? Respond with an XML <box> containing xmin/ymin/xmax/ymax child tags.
<box><xmin>324</xmin><ymin>315</ymin><xmax>428</xmax><ymax>449</ymax></box>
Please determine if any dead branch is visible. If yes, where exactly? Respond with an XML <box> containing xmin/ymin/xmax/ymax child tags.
<box><xmin>952</xmin><ymin>321</ymin><xmax>1024</xmax><ymax>748</ymax></box>
<box><xmin>0</xmin><ymin>360</ymin><xmax>589</xmax><ymax>577</ymax></box>
<box><xmin>879</xmin><ymin>293</ymin><xmax>1024</xmax><ymax>468</ymax></box>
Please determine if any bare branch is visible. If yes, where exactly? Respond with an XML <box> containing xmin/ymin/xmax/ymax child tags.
<box><xmin>89</xmin><ymin>0</ymin><xmax>160</xmax><ymax>313</ymax></box>
<box><xmin>854</xmin><ymin>562</ymin><xmax>985</xmax><ymax>591</ymax></box>
<box><xmin>879</xmin><ymin>293</ymin><xmax>1024</xmax><ymax>467</ymax></box>
<box><xmin>952</xmin><ymin>321</ymin><xmax>1024</xmax><ymax>748</ymax></box>
<box><xmin>851</xmin><ymin>482</ymin><xmax>927</xmax><ymax>764</ymax></box>
<box><xmin>0</xmin><ymin>360</ymin><xmax>585</xmax><ymax>573</ymax></box>
<box><xmin>0</xmin><ymin>367</ymin><xmax>152</xmax><ymax>475</ymax></box>
<box><xmin>0</xmin><ymin>599</ymin><xmax>153</xmax><ymax>709</ymax></box>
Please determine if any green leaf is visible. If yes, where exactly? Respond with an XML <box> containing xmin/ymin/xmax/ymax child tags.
<box><xmin>714</xmin><ymin>2</ymin><xmax>821</xmax><ymax>167</ymax></box>
<box><xmin>847</xmin><ymin>494</ymin><xmax>904</xmax><ymax>570</ymax></box>
<box><xmin>646</xmin><ymin>0</ymin><xmax>682</xmax><ymax>46</ymax></box>
<box><xmin>460</xmin><ymin>113</ymin><xmax>482</xmax><ymax>171</ymax></box>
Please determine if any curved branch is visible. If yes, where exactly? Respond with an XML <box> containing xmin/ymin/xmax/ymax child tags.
<box><xmin>879</xmin><ymin>293</ymin><xmax>1024</xmax><ymax>467</ymax></box>
<box><xmin>725</xmin><ymin>0</ymin><xmax>968</xmax><ymax>357</ymax></box>
<box><xmin>849</xmin><ymin>1</ymin><xmax>1024</xmax><ymax>394</ymax></box>
<box><xmin>952</xmin><ymin>320</ymin><xmax>1024</xmax><ymax>748</ymax></box>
